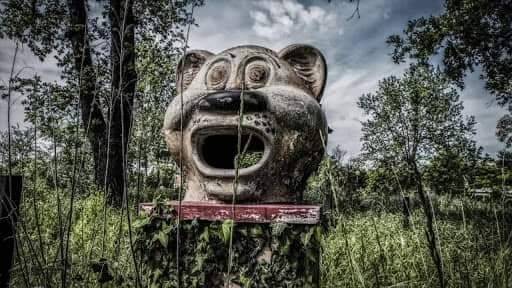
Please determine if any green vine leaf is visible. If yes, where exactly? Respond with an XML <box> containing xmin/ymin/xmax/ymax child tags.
<box><xmin>221</xmin><ymin>219</ymin><xmax>233</xmax><ymax>244</ymax></box>
<box><xmin>135</xmin><ymin>209</ymin><xmax>321</xmax><ymax>287</ymax></box>
<box><xmin>155</xmin><ymin>231</ymin><xmax>168</xmax><ymax>248</ymax></box>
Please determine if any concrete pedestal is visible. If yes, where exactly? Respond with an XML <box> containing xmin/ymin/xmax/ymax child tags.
<box><xmin>136</xmin><ymin>201</ymin><xmax>322</xmax><ymax>287</ymax></box>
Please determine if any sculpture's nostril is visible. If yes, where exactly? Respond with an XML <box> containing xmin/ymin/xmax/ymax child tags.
<box><xmin>198</xmin><ymin>91</ymin><xmax>267</xmax><ymax>112</ymax></box>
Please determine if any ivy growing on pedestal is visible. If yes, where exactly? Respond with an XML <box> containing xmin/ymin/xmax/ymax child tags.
<box><xmin>134</xmin><ymin>202</ymin><xmax>322</xmax><ymax>288</ymax></box>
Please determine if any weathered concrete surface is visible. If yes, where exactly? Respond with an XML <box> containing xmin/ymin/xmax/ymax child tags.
<box><xmin>163</xmin><ymin>44</ymin><xmax>328</xmax><ymax>203</ymax></box>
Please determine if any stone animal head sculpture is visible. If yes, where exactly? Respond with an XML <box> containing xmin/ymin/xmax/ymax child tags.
<box><xmin>163</xmin><ymin>44</ymin><xmax>328</xmax><ymax>203</ymax></box>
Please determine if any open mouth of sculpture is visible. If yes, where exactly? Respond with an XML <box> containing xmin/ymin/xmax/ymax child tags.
<box><xmin>192</xmin><ymin>127</ymin><xmax>270</xmax><ymax>177</ymax></box>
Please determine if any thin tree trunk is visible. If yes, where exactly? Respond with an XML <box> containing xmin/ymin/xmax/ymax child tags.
<box><xmin>31</xmin><ymin>97</ymin><xmax>50</xmax><ymax>287</ymax></box>
<box><xmin>109</xmin><ymin>0</ymin><xmax>136</xmax><ymax>206</ymax></box>
<box><xmin>66</xmin><ymin>0</ymin><xmax>108</xmax><ymax>190</ymax></box>
<box><xmin>411</xmin><ymin>161</ymin><xmax>445</xmax><ymax>288</ymax></box>
<box><xmin>402</xmin><ymin>195</ymin><xmax>412</xmax><ymax>228</ymax></box>
<box><xmin>7</xmin><ymin>42</ymin><xmax>18</xmax><ymax>198</ymax></box>
<box><xmin>66</xmin><ymin>0</ymin><xmax>136</xmax><ymax>207</ymax></box>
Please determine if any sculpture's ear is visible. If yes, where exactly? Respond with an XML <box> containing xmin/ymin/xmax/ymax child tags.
<box><xmin>176</xmin><ymin>50</ymin><xmax>214</xmax><ymax>94</ymax></box>
<box><xmin>279</xmin><ymin>44</ymin><xmax>327</xmax><ymax>101</ymax></box>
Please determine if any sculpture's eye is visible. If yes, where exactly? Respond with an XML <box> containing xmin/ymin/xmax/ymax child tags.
<box><xmin>245</xmin><ymin>61</ymin><xmax>269</xmax><ymax>88</ymax></box>
<box><xmin>207</xmin><ymin>62</ymin><xmax>229</xmax><ymax>89</ymax></box>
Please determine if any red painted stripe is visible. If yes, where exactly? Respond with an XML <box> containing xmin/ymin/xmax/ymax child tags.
<box><xmin>139</xmin><ymin>201</ymin><xmax>321</xmax><ymax>224</ymax></box>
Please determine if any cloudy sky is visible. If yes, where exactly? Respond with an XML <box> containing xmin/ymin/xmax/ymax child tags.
<box><xmin>0</xmin><ymin>0</ymin><xmax>507</xmax><ymax>157</ymax></box>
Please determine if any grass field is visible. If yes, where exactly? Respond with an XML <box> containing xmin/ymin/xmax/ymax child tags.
<box><xmin>322</xmin><ymin>197</ymin><xmax>512</xmax><ymax>287</ymax></box>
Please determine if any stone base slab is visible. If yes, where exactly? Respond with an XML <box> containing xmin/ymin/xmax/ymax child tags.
<box><xmin>139</xmin><ymin>201</ymin><xmax>321</xmax><ymax>224</ymax></box>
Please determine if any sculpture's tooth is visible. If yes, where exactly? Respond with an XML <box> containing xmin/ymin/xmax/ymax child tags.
<box><xmin>198</xmin><ymin>99</ymin><xmax>210</xmax><ymax>109</ymax></box>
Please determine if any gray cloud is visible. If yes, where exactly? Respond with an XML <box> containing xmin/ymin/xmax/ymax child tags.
<box><xmin>249</xmin><ymin>0</ymin><xmax>339</xmax><ymax>40</ymax></box>
<box><xmin>188</xmin><ymin>0</ymin><xmax>505</xmax><ymax>157</ymax></box>
<box><xmin>0</xmin><ymin>0</ymin><xmax>506</xmax><ymax>158</ymax></box>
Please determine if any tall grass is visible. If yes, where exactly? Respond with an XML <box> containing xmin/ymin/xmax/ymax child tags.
<box><xmin>322</xmin><ymin>198</ymin><xmax>512</xmax><ymax>287</ymax></box>
<box><xmin>11</xmin><ymin>185</ymin><xmax>134</xmax><ymax>287</ymax></box>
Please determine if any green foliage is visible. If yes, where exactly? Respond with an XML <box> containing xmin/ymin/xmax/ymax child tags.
<box><xmin>134</xmin><ymin>204</ymin><xmax>322</xmax><ymax>288</ymax></box>
<box><xmin>358</xmin><ymin>63</ymin><xmax>477</xmax><ymax>210</ymax></box>
<box><xmin>0</xmin><ymin>0</ymin><xmax>202</xmax><ymax>205</ymax></box>
<box><xmin>239</xmin><ymin>151</ymin><xmax>264</xmax><ymax>169</ymax></box>
<box><xmin>305</xmin><ymin>147</ymin><xmax>366</xmax><ymax>214</ymax></box>
<box><xmin>10</xmin><ymin>186</ymin><xmax>135</xmax><ymax>287</ymax></box>
<box><xmin>0</xmin><ymin>0</ymin><xmax>66</xmax><ymax>59</ymax></box>
<box><xmin>359</xmin><ymin>65</ymin><xmax>480</xmax><ymax>287</ymax></box>
<box><xmin>387</xmin><ymin>0</ymin><xmax>512</xmax><ymax>145</ymax></box>
<box><xmin>424</xmin><ymin>144</ymin><xmax>482</xmax><ymax>196</ymax></box>
<box><xmin>363</xmin><ymin>165</ymin><xmax>412</xmax><ymax>198</ymax></box>
<box><xmin>132</xmin><ymin>39</ymin><xmax>181</xmax><ymax>190</ymax></box>
<box><xmin>359</xmin><ymin>64</ymin><xmax>476</xmax><ymax>167</ymax></box>
<box><xmin>387</xmin><ymin>0</ymin><xmax>512</xmax><ymax>102</ymax></box>
<box><xmin>322</xmin><ymin>201</ymin><xmax>512</xmax><ymax>287</ymax></box>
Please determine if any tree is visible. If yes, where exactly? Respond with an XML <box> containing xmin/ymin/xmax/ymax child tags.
<box><xmin>364</xmin><ymin>163</ymin><xmax>413</xmax><ymax>197</ymax></box>
<box><xmin>0</xmin><ymin>0</ymin><xmax>200</xmax><ymax>205</ymax></box>
<box><xmin>491</xmin><ymin>149</ymin><xmax>512</xmax><ymax>192</ymax></box>
<box><xmin>306</xmin><ymin>146</ymin><xmax>367</xmax><ymax>215</ymax></box>
<box><xmin>358</xmin><ymin>64</ymin><xmax>476</xmax><ymax>288</ymax></box>
<box><xmin>496</xmin><ymin>149</ymin><xmax>512</xmax><ymax>169</ymax></box>
<box><xmin>386</xmin><ymin>0</ymin><xmax>512</xmax><ymax>145</ymax></box>
<box><xmin>471</xmin><ymin>150</ymin><xmax>512</xmax><ymax>196</ymax></box>
<box><xmin>130</xmin><ymin>40</ymin><xmax>182</xmax><ymax>203</ymax></box>
<box><xmin>424</xmin><ymin>140</ymin><xmax>482</xmax><ymax>197</ymax></box>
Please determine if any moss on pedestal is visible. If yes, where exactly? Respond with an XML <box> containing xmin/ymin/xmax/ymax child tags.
<box><xmin>134</xmin><ymin>203</ymin><xmax>321</xmax><ymax>288</ymax></box>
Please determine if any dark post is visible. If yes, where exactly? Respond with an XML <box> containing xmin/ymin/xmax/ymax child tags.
<box><xmin>402</xmin><ymin>195</ymin><xmax>412</xmax><ymax>228</ymax></box>
<box><xmin>0</xmin><ymin>176</ymin><xmax>23</xmax><ymax>288</ymax></box>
